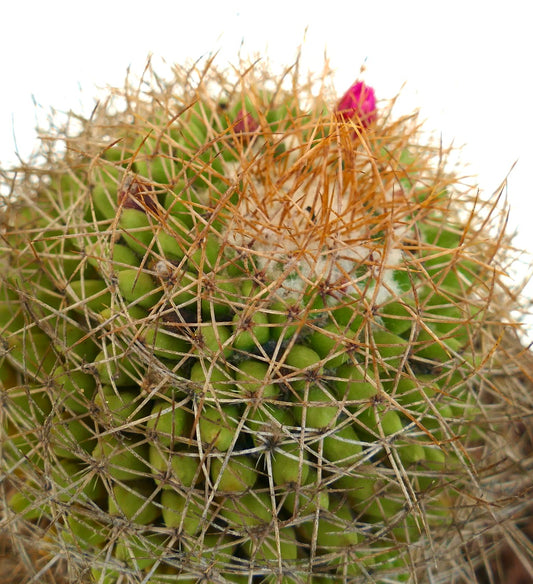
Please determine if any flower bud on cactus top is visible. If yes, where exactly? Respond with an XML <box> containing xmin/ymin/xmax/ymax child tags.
<box><xmin>232</xmin><ymin>108</ymin><xmax>260</xmax><ymax>135</ymax></box>
<box><xmin>0</xmin><ymin>56</ymin><xmax>532</xmax><ymax>584</ymax></box>
<box><xmin>336</xmin><ymin>80</ymin><xmax>377</xmax><ymax>125</ymax></box>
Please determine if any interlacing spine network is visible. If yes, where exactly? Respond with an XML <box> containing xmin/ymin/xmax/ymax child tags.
<box><xmin>0</xmin><ymin>57</ymin><xmax>532</xmax><ymax>584</ymax></box>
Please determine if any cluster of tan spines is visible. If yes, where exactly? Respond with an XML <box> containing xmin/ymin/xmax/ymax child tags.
<box><xmin>1</xmin><ymin>58</ymin><xmax>532</xmax><ymax>584</ymax></box>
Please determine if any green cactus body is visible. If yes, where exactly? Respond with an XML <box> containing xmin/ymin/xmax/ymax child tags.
<box><xmin>1</xmin><ymin>57</ymin><xmax>531</xmax><ymax>584</ymax></box>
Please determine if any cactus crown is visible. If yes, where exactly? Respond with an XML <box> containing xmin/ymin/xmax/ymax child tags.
<box><xmin>1</xmin><ymin>57</ymin><xmax>532</xmax><ymax>584</ymax></box>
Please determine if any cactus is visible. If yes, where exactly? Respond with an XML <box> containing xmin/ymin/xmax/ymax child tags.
<box><xmin>1</xmin><ymin>57</ymin><xmax>532</xmax><ymax>584</ymax></box>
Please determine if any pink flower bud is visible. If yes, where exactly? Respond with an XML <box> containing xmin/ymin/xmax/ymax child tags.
<box><xmin>233</xmin><ymin>108</ymin><xmax>259</xmax><ymax>135</ymax></box>
<box><xmin>336</xmin><ymin>81</ymin><xmax>377</xmax><ymax>126</ymax></box>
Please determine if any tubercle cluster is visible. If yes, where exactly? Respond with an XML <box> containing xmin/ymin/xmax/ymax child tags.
<box><xmin>0</xmin><ymin>60</ymin><xmax>529</xmax><ymax>584</ymax></box>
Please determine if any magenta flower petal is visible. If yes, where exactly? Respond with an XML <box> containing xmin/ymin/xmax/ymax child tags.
<box><xmin>336</xmin><ymin>81</ymin><xmax>377</xmax><ymax>126</ymax></box>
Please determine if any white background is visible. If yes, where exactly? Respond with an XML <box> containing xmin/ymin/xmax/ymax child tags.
<box><xmin>1</xmin><ymin>0</ymin><xmax>532</xmax><ymax>337</ymax></box>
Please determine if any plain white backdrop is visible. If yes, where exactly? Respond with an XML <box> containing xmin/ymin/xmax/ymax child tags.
<box><xmin>2</xmin><ymin>0</ymin><xmax>532</xmax><ymax>334</ymax></box>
